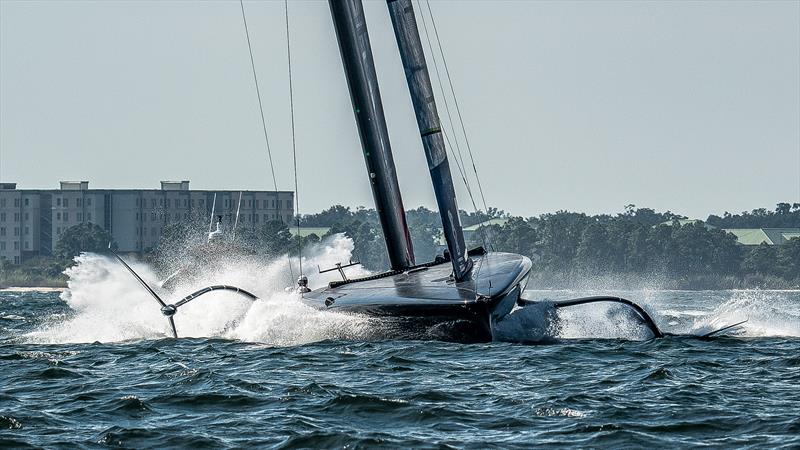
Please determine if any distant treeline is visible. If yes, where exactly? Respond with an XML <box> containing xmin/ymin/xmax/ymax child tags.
<box><xmin>706</xmin><ymin>203</ymin><xmax>800</xmax><ymax>228</ymax></box>
<box><xmin>0</xmin><ymin>222</ymin><xmax>115</xmax><ymax>288</ymax></box>
<box><xmin>297</xmin><ymin>203</ymin><xmax>800</xmax><ymax>289</ymax></box>
<box><xmin>2</xmin><ymin>203</ymin><xmax>798</xmax><ymax>289</ymax></box>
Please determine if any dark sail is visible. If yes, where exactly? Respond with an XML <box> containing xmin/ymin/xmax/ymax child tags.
<box><xmin>328</xmin><ymin>0</ymin><xmax>415</xmax><ymax>270</ymax></box>
<box><xmin>386</xmin><ymin>0</ymin><xmax>472</xmax><ymax>281</ymax></box>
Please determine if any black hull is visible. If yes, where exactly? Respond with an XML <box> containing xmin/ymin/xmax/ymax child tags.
<box><xmin>333</xmin><ymin>300</ymin><xmax>494</xmax><ymax>343</ymax></box>
<box><xmin>302</xmin><ymin>252</ymin><xmax>531</xmax><ymax>343</ymax></box>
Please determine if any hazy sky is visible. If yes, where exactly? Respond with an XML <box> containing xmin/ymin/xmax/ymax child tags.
<box><xmin>1</xmin><ymin>0</ymin><xmax>798</xmax><ymax>219</ymax></box>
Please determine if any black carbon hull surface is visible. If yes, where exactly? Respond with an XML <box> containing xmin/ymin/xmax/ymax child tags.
<box><xmin>301</xmin><ymin>252</ymin><xmax>532</xmax><ymax>343</ymax></box>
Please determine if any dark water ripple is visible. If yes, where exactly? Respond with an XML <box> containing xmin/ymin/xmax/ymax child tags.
<box><xmin>1</xmin><ymin>291</ymin><xmax>799</xmax><ymax>448</ymax></box>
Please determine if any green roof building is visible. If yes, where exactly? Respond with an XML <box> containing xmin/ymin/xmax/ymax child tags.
<box><xmin>723</xmin><ymin>228</ymin><xmax>800</xmax><ymax>246</ymax></box>
<box><xmin>289</xmin><ymin>227</ymin><xmax>330</xmax><ymax>238</ymax></box>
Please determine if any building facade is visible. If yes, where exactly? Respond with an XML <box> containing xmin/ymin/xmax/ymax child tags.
<box><xmin>0</xmin><ymin>181</ymin><xmax>294</xmax><ymax>264</ymax></box>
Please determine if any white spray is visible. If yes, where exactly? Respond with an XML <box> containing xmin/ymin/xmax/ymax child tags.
<box><xmin>25</xmin><ymin>234</ymin><xmax>373</xmax><ymax>345</ymax></box>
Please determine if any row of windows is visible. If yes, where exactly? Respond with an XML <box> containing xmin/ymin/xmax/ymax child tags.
<box><xmin>0</xmin><ymin>198</ymin><xmax>27</xmax><ymax>207</ymax></box>
<box><xmin>0</xmin><ymin>213</ymin><xmax>28</xmax><ymax>222</ymax></box>
<box><xmin>0</xmin><ymin>227</ymin><xmax>30</xmax><ymax>236</ymax></box>
<box><xmin>2</xmin><ymin>196</ymin><xmax>290</xmax><ymax>211</ymax></box>
<box><xmin>54</xmin><ymin>197</ymin><xmax>92</xmax><ymax>208</ymax></box>
<box><xmin>1</xmin><ymin>197</ymin><xmax>100</xmax><ymax>211</ymax></box>
<box><xmin>222</xmin><ymin>199</ymin><xmax>290</xmax><ymax>210</ymax></box>
<box><xmin>0</xmin><ymin>198</ymin><xmax>32</xmax><ymax>207</ymax></box>
<box><xmin>131</xmin><ymin>197</ymin><xmax>291</xmax><ymax>210</ymax></box>
<box><xmin>0</xmin><ymin>213</ymin><xmax>22</xmax><ymax>222</ymax></box>
<box><xmin>0</xmin><ymin>241</ymin><xmax>26</xmax><ymax>250</ymax></box>
<box><xmin>136</xmin><ymin>212</ymin><xmax>190</xmax><ymax>222</ymax></box>
<box><xmin>131</xmin><ymin>212</ymin><xmax>291</xmax><ymax>224</ymax></box>
<box><xmin>131</xmin><ymin>215</ymin><xmax>288</xmax><ymax>238</ymax></box>
<box><xmin>241</xmin><ymin>213</ymin><xmax>290</xmax><ymax>223</ymax></box>
<box><xmin>2</xmin><ymin>211</ymin><xmax>97</xmax><ymax>223</ymax></box>
<box><xmin>54</xmin><ymin>212</ymin><xmax>92</xmax><ymax>222</ymax></box>
<box><xmin>136</xmin><ymin>198</ymin><xmax>206</xmax><ymax>209</ymax></box>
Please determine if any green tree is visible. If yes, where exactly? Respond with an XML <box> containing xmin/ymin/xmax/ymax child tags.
<box><xmin>574</xmin><ymin>222</ymin><xmax>611</xmax><ymax>274</ymax></box>
<box><xmin>664</xmin><ymin>223</ymin><xmax>741</xmax><ymax>276</ymax></box>
<box><xmin>406</xmin><ymin>207</ymin><xmax>438</xmax><ymax>263</ymax></box>
<box><xmin>742</xmin><ymin>244</ymin><xmax>779</xmax><ymax>276</ymax></box>
<box><xmin>537</xmin><ymin>211</ymin><xmax>591</xmax><ymax>272</ymax></box>
<box><xmin>301</xmin><ymin>205</ymin><xmax>356</xmax><ymax>226</ymax></box>
<box><xmin>489</xmin><ymin>217</ymin><xmax>539</xmax><ymax>257</ymax></box>
<box><xmin>707</xmin><ymin>202</ymin><xmax>800</xmax><ymax>228</ymax></box>
<box><xmin>259</xmin><ymin>220</ymin><xmax>293</xmax><ymax>257</ymax></box>
<box><xmin>776</xmin><ymin>238</ymin><xmax>800</xmax><ymax>280</ymax></box>
<box><xmin>55</xmin><ymin>223</ymin><xmax>114</xmax><ymax>261</ymax></box>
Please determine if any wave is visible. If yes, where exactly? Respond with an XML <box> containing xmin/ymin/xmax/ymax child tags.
<box><xmin>689</xmin><ymin>290</ymin><xmax>800</xmax><ymax>338</ymax></box>
<box><xmin>515</xmin><ymin>289</ymin><xmax>799</xmax><ymax>340</ymax></box>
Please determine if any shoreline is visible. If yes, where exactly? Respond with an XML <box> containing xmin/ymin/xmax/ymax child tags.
<box><xmin>0</xmin><ymin>287</ymin><xmax>66</xmax><ymax>292</ymax></box>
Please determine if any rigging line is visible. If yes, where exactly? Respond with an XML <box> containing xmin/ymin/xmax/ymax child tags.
<box><xmin>239</xmin><ymin>0</ymin><xmax>279</xmax><ymax>194</ymax></box>
<box><xmin>425</xmin><ymin>0</ymin><xmax>489</xmax><ymax>214</ymax></box>
<box><xmin>415</xmin><ymin>0</ymin><xmax>487</xmax><ymax>277</ymax></box>
<box><xmin>431</xmin><ymin>86</ymin><xmax>471</xmax><ymax>199</ymax></box>
<box><xmin>420</xmin><ymin>12</ymin><xmax>472</xmax><ymax>204</ymax></box>
<box><xmin>239</xmin><ymin>0</ymin><xmax>292</xmax><ymax>283</ymax></box>
<box><xmin>415</xmin><ymin>0</ymin><xmax>478</xmax><ymax>214</ymax></box>
<box><xmin>285</xmin><ymin>0</ymin><xmax>303</xmax><ymax>279</ymax></box>
<box><xmin>421</xmin><ymin>2</ymin><xmax>491</xmax><ymax>256</ymax></box>
<box><xmin>438</xmin><ymin>118</ymin><xmax>481</xmax><ymax>259</ymax></box>
<box><xmin>444</xmin><ymin>124</ymin><xmax>488</xmax><ymax>278</ymax></box>
<box><xmin>441</xmin><ymin>127</ymin><xmax>476</xmax><ymax>209</ymax></box>
<box><xmin>415</xmin><ymin>1</ymin><xmax>488</xmax><ymax>287</ymax></box>
<box><xmin>417</xmin><ymin>3</ymin><xmax>485</xmax><ymax>220</ymax></box>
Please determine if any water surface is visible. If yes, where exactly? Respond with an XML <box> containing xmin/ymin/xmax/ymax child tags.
<box><xmin>1</xmin><ymin>251</ymin><xmax>798</xmax><ymax>447</ymax></box>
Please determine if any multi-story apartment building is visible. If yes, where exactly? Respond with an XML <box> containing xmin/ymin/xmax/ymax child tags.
<box><xmin>0</xmin><ymin>181</ymin><xmax>294</xmax><ymax>264</ymax></box>
<box><xmin>0</xmin><ymin>183</ymin><xmax>48</xmax><ymax>265</ymax></box>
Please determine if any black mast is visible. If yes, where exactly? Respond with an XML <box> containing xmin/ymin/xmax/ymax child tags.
<box><xmin>386</xmin><ymin>0</ymin><xmax>472</xmax><ymax>281</ymax></box>
<box><xmin>328</xmin><ymin>0</ymin><xmax>415</xmax><ymax>270</ymax></box>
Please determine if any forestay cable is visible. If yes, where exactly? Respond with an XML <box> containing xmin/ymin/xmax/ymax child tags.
<box><xmin>239</xmin><ymin>0</ymin><xmax>294</xmax><ymax>283</ymax></box>
<box><xmin>285</xmin><ymin>0</ymin><xmax>303</xmax><ymax>279</ymax></box>
<box><xmin>416</xmin><ymin>1</ymin><xmax>491</xmax><ymax>283</ymax></box>
<box><xmin>415</xmin><ymin>0</ymin><xmax>479</xmax><ymax>215</ymax></box>
<box><xmin>424</xmin><ymin>0</ymin><xmax>489</xmax><ymax>214</ymax></box>
<box><xmin>239</xmin><ymin>0</ymin><xmax>279</xmax><ymax>194</ymax></box>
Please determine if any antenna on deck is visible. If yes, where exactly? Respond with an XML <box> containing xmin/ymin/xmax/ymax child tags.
<box><xmin>232</xmin><ymin>191</ymin><xmax>243</xmax><ymax>242</ymax></box>
<box><xmin>208</xmin><ymin>193</ymin><xmax>217</xmax><ymax>234</ymax></box>
<box><xmin>318</xmin><ymin>260</ymin><xmax>360</xmax><ymax>282</ymax></box>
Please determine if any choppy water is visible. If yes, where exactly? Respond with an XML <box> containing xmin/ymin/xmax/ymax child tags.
<box><xmin>1</xmin><ymin>239</ymin><xmax>799</xmax><ymax>447</ymax></box>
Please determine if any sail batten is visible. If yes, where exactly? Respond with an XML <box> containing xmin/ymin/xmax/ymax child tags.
<box><xmin>387</xmin><ymin>0</ymin><xmax>472</xmax><ymax>281</ymax></box>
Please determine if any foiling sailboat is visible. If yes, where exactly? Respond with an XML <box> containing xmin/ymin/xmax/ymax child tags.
<box><xmin>294</xmin><ymin>0</ymin><xmax>664</xmax><ymax>342</ymax></box>
<box><xmin>112</xmin><ymin>0</ymin><xmax>745</xmax><ymax>342</ymax></box>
